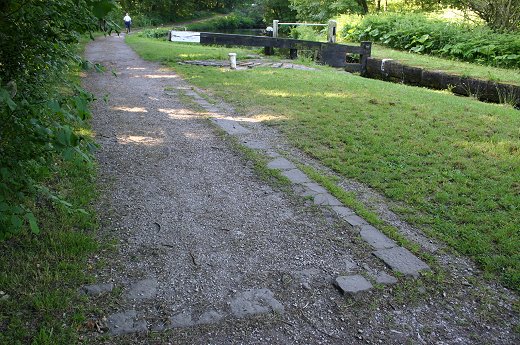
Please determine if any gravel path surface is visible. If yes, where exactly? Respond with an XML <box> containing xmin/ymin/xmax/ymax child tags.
<box><xmin>82</xmin><ymin>34</ymin><xmax>518</xmax><ymax>344</ymax></box>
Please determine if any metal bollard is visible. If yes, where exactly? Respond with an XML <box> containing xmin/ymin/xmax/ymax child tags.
<box><xmin>229</xmin><ymin>53</ymin><xmax>237</xmax><ymax>69</ymax></box>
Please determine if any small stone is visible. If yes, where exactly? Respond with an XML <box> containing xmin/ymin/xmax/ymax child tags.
<box><xmin>344</xmin><ymin>214</ymin><xmax>367</xmax><ymax>227</ymax></box>
<box><xmin>170</xmin><ymin>311</ymin><xmax>195</xmax><ymax>328</ymax></box>
<box><xmin>197</xmin><ymin>310</ymin><xmax>224</xmax><ymax>325</ymax></box>
<box><xmin>313</xmin><ymin>193</ymin><xmax>342</xmax><ymax>206</ymax></box>
<box><xmin>281</xmin><ymin>169</ymin><xmax>311</xmax><ymax>184</ymax></box>
<box><xmin>335</xmin><ymin>275</ymin><xmax>373</xmax><ymax>295</ymax></box>
<box><xmin>332</xmin><ymin>206</ymin><xmax>355</xmax><ymax>218</ymax></box>
<box><xmin>126</xmin><ymin>278</ymin><xmax>158</xmax><ymax>300</ymax></box>
<box><xmin>302</xmin><ymin>182</ymin><xmax>328</xmax><ymax>195</ymax></box>
<box><xmin>359</xmin><ymin>225</ymin><xmax>396</xmax><ymax>250</ymax></box>
<box><xmin>230</xmin><ymin>288</ymin><xmax>284</xmax><ymax>318</ymax></box>
<box><xmin>107</xmin><ymin>310</ymin><xmax>147</xmax><ymax>335</ymax></box>
<box><xmin>212</xmin><ymin>118</ymin><xmax>250</xmax><ymax>135</ymax></box>
<box><xmin>373</xmin><ymin>247</ymin><xmax>430</xmax><ymax>277</ymax></box>
<box><xmin>81</xmin><ymin>283</ymin><xmax>114</xmax><ymax>297</ymax></box>
<box><xmin>374</xmin><ymin>272</ymin><xmax>398</xmax><ymax>285</ymax></box>
<box><xmin>267</xmin><ymin>157</ymin><xmax>296</xmax><ymax>171</ymax></box>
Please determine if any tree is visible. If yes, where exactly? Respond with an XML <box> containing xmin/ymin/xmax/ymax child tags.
<box><xmin>260</xmin><ymin>0</ymin><xmax>298</xmax><ymax>22</ymax></box>
<box><xmin>289</xmin><ymin>0</ymin><xmax>366</xmax><ymax>21</ymax></box>
<box><xmin>460</xmin><ymin>0</ymin><xmax>520</xmax><ymax>31</ymax></box>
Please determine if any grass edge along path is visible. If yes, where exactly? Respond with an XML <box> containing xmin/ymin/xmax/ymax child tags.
<box><xmin>125</xmin><ymin>36</ymin><xmax>519</xmax><ymax>292</ymax></box>
<box><xmin>0</xmin><ymin>36</ymin><xmax>101</xmax><ymax>345</ymax></box>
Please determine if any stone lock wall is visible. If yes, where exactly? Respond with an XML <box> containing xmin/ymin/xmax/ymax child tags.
<box><xmin>365</xmin><ymin>57</ymin><xmax>520</xmax><ymax>108</ymax></box>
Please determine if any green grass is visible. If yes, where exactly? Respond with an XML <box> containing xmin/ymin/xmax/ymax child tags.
<box><xmin>0</xmin><ymin>38</ymin><xmax>100</xmax><ymax>345</ymax></box>
<box><xmin>369</xmin><ymin>43</ymin><xmax>520</xmax><ymax>86</ymax></box>
<box><xmin>129</xmin><ymin>36</ymin><xmax>258</xmax><ymax>63</ymax></box>
<box><xmin>126</xmin><ymin>37</ymin><xmax>520</xmax><ymax>292</ymax></box>
<box><xmin>0</xmin><ymin>159</ymin><xmax>99</xmax><ymax>345</ymax></box>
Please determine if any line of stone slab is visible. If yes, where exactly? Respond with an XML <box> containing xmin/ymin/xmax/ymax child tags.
<box><xmin>187</xmin><ymin>89</ymin><xmax>431</xmax><ymax>289</ymax></box>
<box><xmin>364</xmin><ymin>57</ymin><xmax>520</xmax><ymax>108</ymax></box>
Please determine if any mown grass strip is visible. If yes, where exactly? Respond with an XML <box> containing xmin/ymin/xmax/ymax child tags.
<box><xmin>126</xmin><ymin>36</ymin><xmax>520</xmax><ymax>292</ymax></box>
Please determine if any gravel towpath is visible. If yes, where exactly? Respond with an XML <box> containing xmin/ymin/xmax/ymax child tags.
<box><xmin>82</xmin><ymin>34</ymin><xmax>518</xmax><ymax>344</ymax></box>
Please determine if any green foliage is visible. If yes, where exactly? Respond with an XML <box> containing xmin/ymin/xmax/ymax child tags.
<box><xmin>342</xmin><ymin>13</ymin><xmax>520</xmax><ymax>68</ymax></box>
<box><xmin>115</xmin><ymin>0</ymin><xmax>237</xmax><ymax>24</ymax></box>
<box><xmin>187</xmin><ymin>12</ymin><xmax>264</xmax><ymax>31</ymax></box>
<box><xmin>137</xmin><ymin>28</ymin><xmax>172</xmax><ymax>40</ymax></box>
<box><xmin>289</xmin><ymin>0</ymin><xmax>366</xmax><ymax>21</ymax></box>
<box><xmin>458</xmin><ymin>0</ymin><xmax>520</xmax><ymax>32</ymax></box>
<box><xmin>289</xmin><ymin>25</ymin><xmax>326</xmax><ymax>41</ymax></box>
<box><xmin>0</xmin><ymin>0</ymin><xmax>115</xmax><ymax>239</ymax></box>
<box><xmin>0</xmin><ymin>156</ymin><xmax>99</xmax><ymax>343</ymax></box>
<box><xmin>260</xmin><ymin>0</ymin><xmax>298</xmax><ymax>23</ymax></box>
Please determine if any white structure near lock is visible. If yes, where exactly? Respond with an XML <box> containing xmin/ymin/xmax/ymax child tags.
<box><xmin>228</xmin><ymin>53</ymin><xmax>237</xmax><ymax>69</ymax></box>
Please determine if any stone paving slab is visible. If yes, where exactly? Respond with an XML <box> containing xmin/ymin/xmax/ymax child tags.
<box><xmin>230</xmin><ymin>288</ymin><xmax>284</xmax><ymax>318</ymax></box>
<box><xmin>313</xmin><ymin>193</ymin><xmax>343</xmax><ymax>206</ymax></box>
<box><xmin>242</xmin><ymin>139</ymin><xmax>269</xmax><ymax>150</ymax></box>
<box><xmin>373</xmin><ymin>247</ymin><xmax>430</xmax><ymax>277</ymax></box>
<box><xmin>80</xmin><ymin>283</ymin><xmax>114</xmax><ymax>297</ymax></box>
<box><xmin>107</xmin><ymin>310</ymin><xmax>148</xmax><ymax>335</ymax></box>
<box><xmin>343</xmin><ymin>214</ymin><xmax>368</xmax><ymax>227</ymax></box>
<box><xmin>335</xmin><ymin>275</ymin><xmax>373</xmax><ymax>295</ymax></box>
<box><xmin>302</xmin><ymin>182</ymin><xmax>328</xmax><ymax>196</ymax></box>
<box><xmin>267</xmin><ymin>157</ymin><xmax>296</xmax><ymax>170</ymax></box>
<box><xmin>169</xmin><ymin>311</ymin><xmax>195</xmax><ymax>328</ymax></box>
<box><xmin>332</xmin><ymin>205</ymin><xmax>355</xmax><ymax>218</ymax></box>
<box><xmin>197</xmin><ymin>310</ymin><xmax>225</xmax><ymax>325</ymax></box>
<box><xmin>126</xmin><ymin>278</ymin><xmax>158</xmax><ymax>300</ymax></box>
<box><xmin>211</xmin><ymin>118</ymin><xmax>250</xmax><ymax>135</ymax></box>
<box><xmin>281</xmin><ymin>169</ymin><xmax>311</xmax><ymax>184</ymax></box>
<box><xmin>374</xmin><ymin>272</ymin><xmax>398</xmax><ymax>285</ymax></box>
<box><xmin>360</xmin><ymin>225</ymin><xmax>397</xmax><ymax>250</ymax></box>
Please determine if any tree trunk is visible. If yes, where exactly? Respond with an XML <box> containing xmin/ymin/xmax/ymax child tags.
<box><xmin>357</xmin><ymin>0</ymin><xmax>369</xmax><ymax>14</ymax></box>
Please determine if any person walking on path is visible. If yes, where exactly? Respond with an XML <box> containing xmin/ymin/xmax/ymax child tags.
<box><xmin>123</xmin><ymin>13</ymin><xmax>131</xmax><ymax>33</ymax></box>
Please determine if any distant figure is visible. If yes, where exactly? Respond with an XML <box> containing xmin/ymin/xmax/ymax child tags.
<box><xmin>123</xmin><ymin>13</ymin><xmax>131</xmax><ymax>34</ymax></box>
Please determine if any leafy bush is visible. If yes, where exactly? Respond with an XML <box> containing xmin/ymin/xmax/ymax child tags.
<box><xmin>187</xmin><ymin>13</ymin><xmax>263</xmax><ymax>31</ymax></box>
<box><xmin>0</xmin><ymin>0</ymin><xmax>115</xmax><ymax>239</ymax></box>
<box><xmin>289</xmin><ymin>25</ymin><xmax>326</xmax><ymax>41</ymax></box>
<box><xmin>341</xmin><ymin>13</ymin><xmax>520</xmax><ymax>69</ymax></box>
<box><xmin>137</xmin><ymin>28</ymin><xmax>172</xmax><ymax>39</ymax></box>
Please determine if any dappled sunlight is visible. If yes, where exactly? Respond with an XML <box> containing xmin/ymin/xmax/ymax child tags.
<box><xmin>159</xmin><ymin>108</ymin><xmax>201</xmax><ymax>119</ymax></box>
<box><xmin>178</xmin><ymin>53</ymin><xmax>206</xmax><ymax>59</ymax></box>
<box><xmin>141</xmin><ymin>74</ymin><xmax>179</xmax><ymax>79</ymax></box>
<box><xmin>117</xmin><ymin>134</ymin><xmax>164</xmax><ymax>146</ymax></box>
<box><xmin>182</xmin><ymin>131</ymin><xmax>207</xmax><ymax>139</ymax></box>
<box><xmin>455</xmin><ymin>139</ymin><xmax>520</xmax><ymax>159</ymax></box>
<box><xmin>213</xmin><ymin>113</ymin><xmax>285</xmax><ymax>123</ymax></box>
<box><xmin>257</xmin><ymin>89</ymin><xmax>353</xmax><ymax>100</ymax></box>
<box><xmin>112</xmin><ymin>106</ymin><xmax>148</xmax><ymax>113</ymax></box>
<box><xmin>126</xmin><ymin>67</ymin><xmax>146</xmax><ymax>70</ymax></box>
<box><xmin>250</xmin><ymin>113</ymin><xmax>288</xmax><ymax>122</ymax></box>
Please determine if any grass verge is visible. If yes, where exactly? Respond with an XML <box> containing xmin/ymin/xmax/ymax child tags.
<box><xmin>126</xmin><ymin>36</ymin><xmax>520</xmax><ymax>292</ymax></box>
<box><xmin>0</xmin><ymin>38</ymin><xmax>100</xmax><ymax>345</ymax></box>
